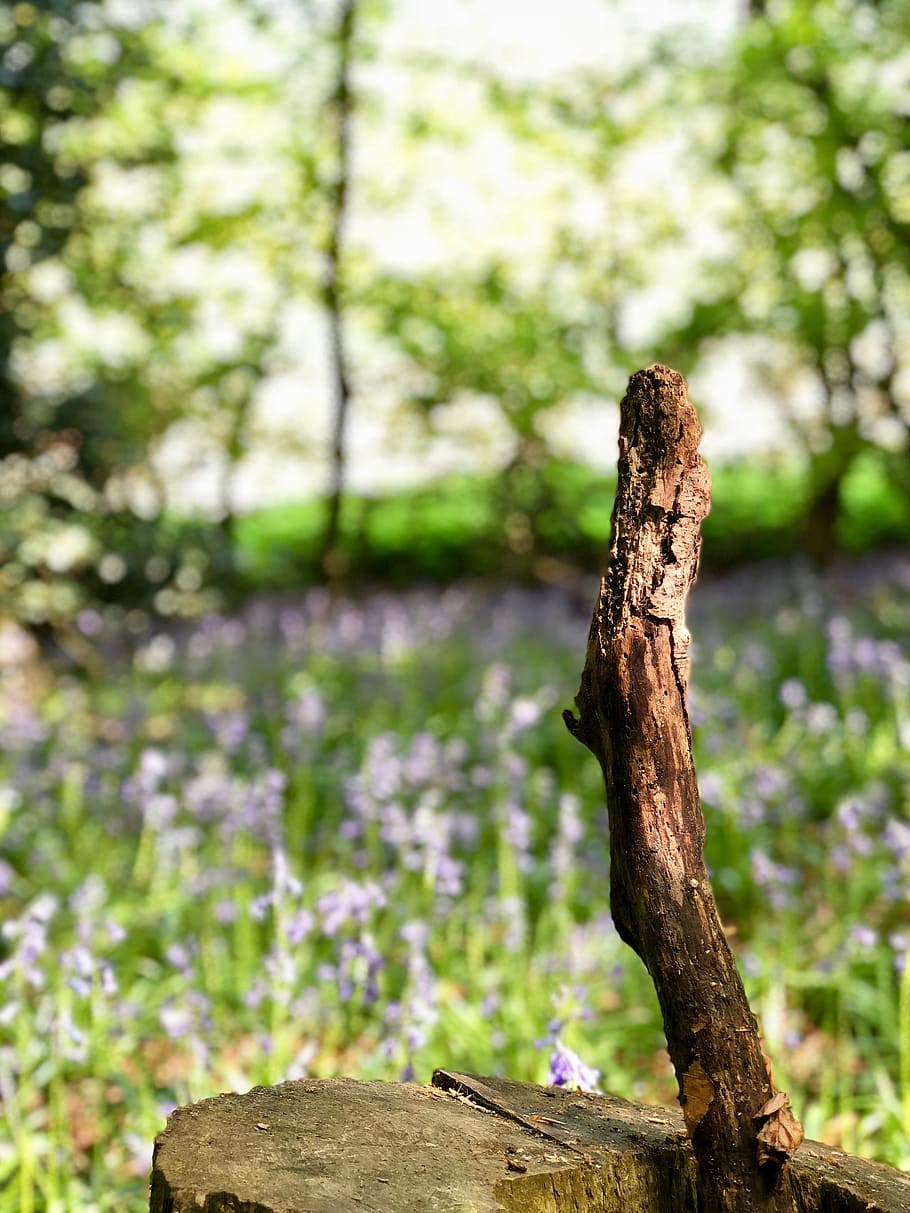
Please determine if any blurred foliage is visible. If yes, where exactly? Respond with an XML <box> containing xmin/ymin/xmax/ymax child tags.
<box><xmin>0</xmin><ymin>0</ymin><xmax>383</xmax><ymax>630</ymax></box>
<box><xmin>1</xmin><ymin>0</ymin><xmax>116</xmax><ymax>457</ymax></box>
<box><xmin>0</xmin><ymin>0</ymin><xmax>151</xmax><ymax>629</ymax></box>
<box><xmin>234</xmin><ymin>451</ymin><xmax>910</xmax><ymax>591</ymax></box>
<box><xmin>358</xmin><ymin>0</ymin><xmax>910</xmax><ymax>572</ymax></box>
<box><xmin>660</xmin><ymin>0</ymin><xmax>910</xmax><ymax>557</ymax></box>
<box><xmin>1</xmin><ymin>0</ymin><xmax>908</xmax><ymax>639</ymax></box>
<box><xmin>368</xmin><ymin>265</ymin><xmax>598</xmax><ymax>444</ymax></box>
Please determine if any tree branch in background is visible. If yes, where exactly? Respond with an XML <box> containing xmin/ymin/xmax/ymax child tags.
<box><xmin>320</xmin><ymin>0</ymin><xmax>357</xmax><ymax>582</ymax></box>
<box><xmin>565</xmin><ymin>366</ymin><xmax>803</xmax><ymax>1212</ymax></box>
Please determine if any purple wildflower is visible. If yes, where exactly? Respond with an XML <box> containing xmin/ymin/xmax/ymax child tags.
<box><xmin>847</xmin><ymin>924</ymin><xmax>877</xmax><ymax>950</ymax></box>
<box><xmin>318</xmin><ymin>879</ymin><xmax>387</xmax><ymax>936</ymax></box>
<box><xmin>1</xmin><ymin>893</ymin><xmax>58</xmax><ymax>989</ymax></box>
<box><xmin>474</xmin><ymin>663</ymin><xmax>512</xmax><ymax>722</ymax></box>
<box><xmin>549</xmin><ymin>792</ymin><xmax>582</xmax><ymax>900</ymax></box>
<box><xmin>780</xmin><ymin>679</ymin><xmax>808</xmax><ymax>710</ymax></box>
<box><xmin>889</xmin><ymin>934</ymin><xmax>907</xmax><ymax>973</ymax></box>
<box><xmin>546</xmin><ymin>1039</ymin><xmax>601</xmax><ymax>1093</ymax></box>
<box><xmin>159</xmin><ymin>991</ymin><xmax>212</xmax><ymax>1043</ymax></box>
<box><xmin>55</xmin><ymin>1007</ymin><xmax>88</xmax><ymax>1063</ymax></box>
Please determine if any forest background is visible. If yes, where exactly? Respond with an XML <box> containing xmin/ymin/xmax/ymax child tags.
<box><xmin>1</xmin><ymin>2</ymin><xmax>910</xmax><ymax>1211</ymax></box>
<box><xmin>4</xmin><ymin>0</ymin><xmax>910</xmax><ymax>618</ymax></box>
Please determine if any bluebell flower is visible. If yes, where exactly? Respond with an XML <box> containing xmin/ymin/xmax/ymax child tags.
<box><xmin>546</xmin><ymin>1039</ymin><xmax>601</xmax><ymax>1093</ymax></box>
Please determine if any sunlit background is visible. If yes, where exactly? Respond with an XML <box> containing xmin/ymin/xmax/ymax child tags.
<box><xmin>2</xmin><ymin>2</ymin><xmax>910</xmax><ymax>1209</ymax></box>
<box><xmin>3</xmin><ymin>0</ymin><xmax>909</xmax><ymax>623</ymax></box>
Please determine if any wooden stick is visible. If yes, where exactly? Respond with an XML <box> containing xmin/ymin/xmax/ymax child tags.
<box><xmin>564</xmin><ymin>365</ymin><xmax>802</xmax><ymax>1213</ymax></box>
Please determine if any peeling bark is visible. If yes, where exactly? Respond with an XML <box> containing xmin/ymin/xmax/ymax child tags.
<box><xmin>564</xmin><ymin>365</ymin><xmax>803</xmax><ymax>1212</ymax></box>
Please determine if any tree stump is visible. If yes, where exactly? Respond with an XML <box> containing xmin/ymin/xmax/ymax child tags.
<box><xmin>148</xmin><ymin>1070</ymin><xmax>910</xmax><ymax>1212</ymax></box>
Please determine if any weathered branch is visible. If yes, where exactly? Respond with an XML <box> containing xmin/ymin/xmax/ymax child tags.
<box><xmin>564</xmin><ymin>365</ymin><xmax>803</xmax><ymax>1213</ymax></box>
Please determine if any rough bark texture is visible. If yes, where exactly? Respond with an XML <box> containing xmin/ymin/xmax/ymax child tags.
<box><xmin>148</xmin><ymin>1071</ymin><xmax>910</xmax><ymax>1213</ymax></box>
<box><xmin>563</xmin><ymin>366</ymin><xmax>802</xmax><ymax>1212</ymax></box>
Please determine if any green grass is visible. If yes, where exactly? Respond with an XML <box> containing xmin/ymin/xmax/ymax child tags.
<box><xmin>1</xmin><ymin>552</ymin><xmax>909</xmax><ymax>1210</ymax></box>
<box><xmin>232</xmin><ymin>452</ymin><xmax>909</xmax><ymax>591</ymax></box>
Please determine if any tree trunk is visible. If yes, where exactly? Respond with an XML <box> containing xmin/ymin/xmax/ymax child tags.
<box><xmin>564</xmin><ymin>366</ymin><xmax>803</xmax><ymax>1213</ymax></box>
<box><xmin>320</xmin><ymin>0</ymin><xmax>357</xmax><ymax>583</ymax></box>
<box><xmin>804</xmin><ymin>421</ymin><xmax>861</xmax><ymax>567</ymax></box>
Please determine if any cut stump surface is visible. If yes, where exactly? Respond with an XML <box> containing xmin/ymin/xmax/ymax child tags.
<box><xmin>148</xmin><ymin>1071</ymin><xmax>910</xmax><ymax>1212</ymax></box>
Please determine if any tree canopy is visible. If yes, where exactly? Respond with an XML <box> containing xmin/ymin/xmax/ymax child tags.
<box><xmin>1</xmin><ymin>0</ymin><xmax>908</xmax><ymax>628</ymax></box>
